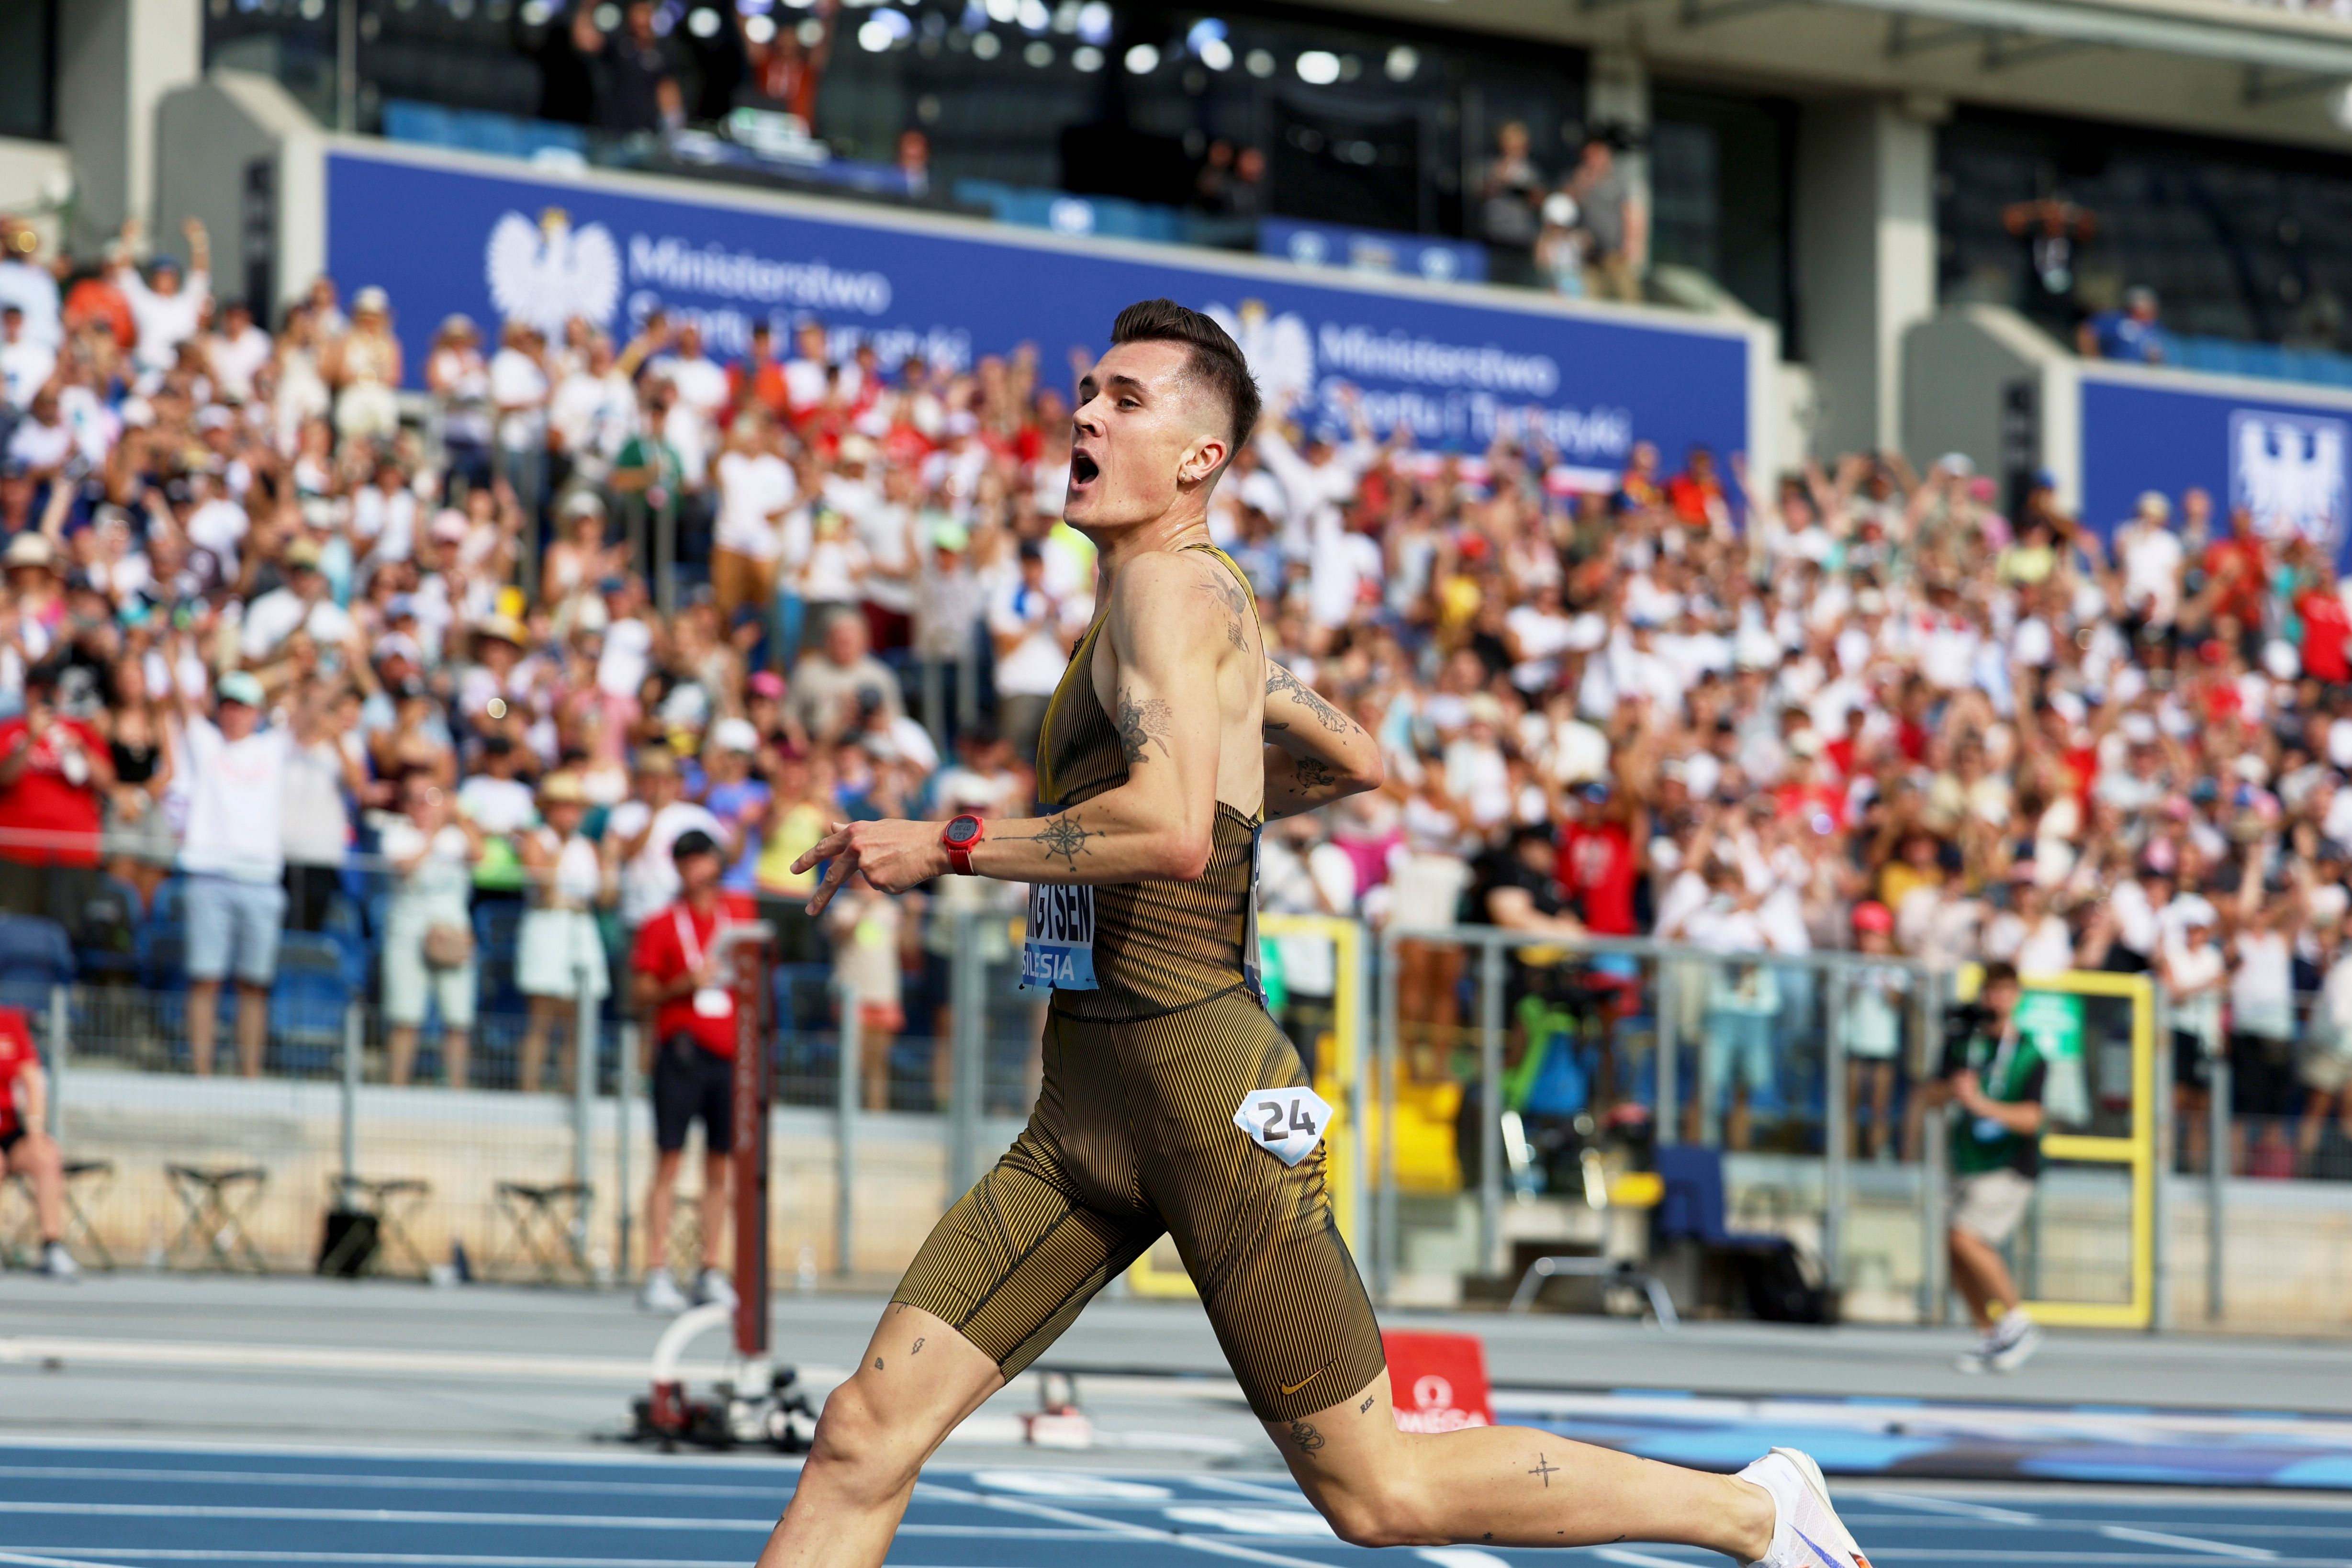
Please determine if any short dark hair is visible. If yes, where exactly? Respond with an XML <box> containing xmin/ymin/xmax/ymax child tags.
<box><xmin>1109</xmin><ymin>298</ymin><xmax>1261</xmax><ymax>467</ymax></box>
<box><xmin>1981</xmin><ymin>960</ymin><xmax>2021</xmax><ymax>993</ymax></box>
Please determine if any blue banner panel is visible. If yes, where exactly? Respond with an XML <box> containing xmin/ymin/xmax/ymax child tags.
<box><xmin>324</xmin><ymin>148</ymin><xmax>1750</xmax><ymax>475</ymax></box>
<box><xmin>1257</xmin><ymin>217</ymin><xmax>1489</xmax><ymax>286</ymax></box>
<box><xmin>2081</xmin><ymin>373</ymin><xmax>2352</xmax><ymax>571</ymax></box>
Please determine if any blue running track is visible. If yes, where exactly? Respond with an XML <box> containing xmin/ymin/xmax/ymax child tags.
<box><xmin>0</xmin><ymin>1441</ymin><xmax>2345</xmax><ymax>1567</ymax></box>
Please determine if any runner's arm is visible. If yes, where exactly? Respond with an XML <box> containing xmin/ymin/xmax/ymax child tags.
<box><xmin>792</xmin><ymin>552</ymin><xmax>1228</xmax><ymax>910</ymax></box>
<box><xmin>1262</xmin><ymin>660</ymin><xmax>1381</xmax><ymax>819</ymax></box>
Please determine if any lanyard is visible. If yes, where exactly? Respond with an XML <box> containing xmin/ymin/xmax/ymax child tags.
<box><xmin>673</xmin><ymin>904</ymin><xmax>728</xmax><ymax>976</ymax></box>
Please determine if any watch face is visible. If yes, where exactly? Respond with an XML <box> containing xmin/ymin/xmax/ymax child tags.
<box><xmin>946</xmin><ymin>817</ymin><xmax>980</xmax><ymax>846</ymax></box>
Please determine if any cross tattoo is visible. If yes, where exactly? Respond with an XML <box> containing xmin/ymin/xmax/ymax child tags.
<box><xmin>1529</xmin><ymin>1454</ymin><xmax>1559</xmax><ymax>1488</ymax></box>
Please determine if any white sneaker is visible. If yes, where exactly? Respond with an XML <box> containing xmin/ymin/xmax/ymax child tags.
<box><xmin>1953</xmin><ymin>1336</ymin><xmax>1994</xmax><ymax>1375</ymax></box>
<box><xmin>1737</xmin><ymin>1447</ymin><xmax>1873</xmax><ymax>1568</ymax></box>
<box><xmin>694</xmin><ymin>1267</ymin><xmax>738</xmax><ymax>1311</ymax></box>
<box><xmin>638</xmin><ymin>1266</ymin><xmax>688</xmax><ymax>1313</ymax></box>
<box><xmin>1987</xmin><ymin>1316</ymin><xmax>2043</xmax><ymax>1374</ymax></box>
<box><xmin>39</xmin><ymin>1242</ymin><xmax>79</xmax><ymax>1282</ymax></box>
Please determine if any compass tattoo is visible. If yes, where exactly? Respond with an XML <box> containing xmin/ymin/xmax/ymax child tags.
<box><xmin>1029</xmin><ymin>813</ymin><xmax>1096</xmax><ymax>869</ymax></box>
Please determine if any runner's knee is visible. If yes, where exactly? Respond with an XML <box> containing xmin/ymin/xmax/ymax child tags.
<box><xmin>806</xmin><ymin>1377</ymin><xmax>927</xmax><ymax>1494</ymax></box>
<box><xmin>1304</xmin><ymin>1468</ymin><xmax>1434</xmax><ymax>1549</ymax></box>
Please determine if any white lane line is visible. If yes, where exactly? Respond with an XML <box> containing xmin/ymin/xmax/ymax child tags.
<box><xmin>0</xmin><ymin>1553</ymin><xmax>143</xmax><ymax>1568</ymax></box>
<box><xmin>917</xmin><ymin>1478</ymin><xmax>1331</xmax><ymax>1568</ymax></box>
<box><xmin>0</xmin><ymin>1467</ymin><xmax>780</xmax><ymax>1499</ymax></box>
<box><xmin>1</xmin><ymin>1557</ymin><xmax>761</xmax><ymax>1567</ymax></box>
<box><xmin>1593</xmin><ymin>1549</ymin><xmax>1707</xmax><ymax>1568</ymax></box>
<box><xmin>1184</xmin><ymin>1476</ymin><xmax>1324</xmax><ymax>1505</ymax></box>
<box><xmin>0</xmin><ymin>1338</ymin><xmax>767</xmax><ymax>1387</ymax></box>
<box><xmin>2099</xmin><ymin>1525</ymin><xmax>2281</xmax><ymax>1559</ymax></box>
<box><xmin>1861</xmin><ymin>1492</ymin><xmax>2043</xmax><ymax>1524</ymax></box>
<box><xmin>0</xmin><ymin>1503</ymin><xmax>773</xmax><ymax>1532</ymax></box>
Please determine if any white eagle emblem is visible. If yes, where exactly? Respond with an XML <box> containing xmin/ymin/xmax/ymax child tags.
<box><xmin>1207</xmin><ymin>299</ymin><xmax>1315</xmax><ymax>417</ymax></box>
<box><xmin>2232</xmin><ymin>409</ymin><xmax>2346</xmax><ymax>549</ymax></box>
<box><xmin>485</xmin><ymin>207</ymin><xmax>622</xmax><ymax>336</ymax></box>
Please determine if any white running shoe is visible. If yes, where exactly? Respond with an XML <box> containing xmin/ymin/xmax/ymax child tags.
<box><xmin>39</xmin><ymin>1242</ymin><xmax>79</xmax><ymax>1282</ymax></box>
<box><xmin>1954</xmin><ymin>1336</ymin><xmax>1994</xmax><ymax>1375</ymax></box>
<box><xmin>1987</xmin><ymin>1317</ymin><xmax>2043</xmax><ymax>1374</ymax></box>
<box><xmin>1736</xmin><ymin>1447</ymin><xmax>1873</xmax><ymax>1568</ymax></box>
<box><xmin>694</xmin><ymin>1267</ymin><xmax>739</xmax><ymax>1311</ymax></box>
<box><xmin>638</xmin><ymin>1266</ymin><xmax>688</xmax><ymax>1313</ymax></box>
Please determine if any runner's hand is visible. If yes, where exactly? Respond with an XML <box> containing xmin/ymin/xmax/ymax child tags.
<box><xmin>794</xmin><ymin>818</ymin><xmax>947</xmax><ymax>913</ymax></box>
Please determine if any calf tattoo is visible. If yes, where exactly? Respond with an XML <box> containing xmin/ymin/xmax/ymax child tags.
<box><xmin>1529</xmin><ymin>1454</ymin><xmax>1560</xmax><ymax>1488</ymax></box>
<box><xmin>911</xmin><ymin>1337</ymin><xmax>925</xmax><ymax>1356</ymax></box>
<box><xmin>1288</xmin><ymin>1421</ymin><xmax>1326</xmax><ymax>1454</ymax></box>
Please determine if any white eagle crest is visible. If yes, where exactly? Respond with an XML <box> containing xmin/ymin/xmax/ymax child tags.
<box><xmin>2232</xmin><ymin>409</ymin><xmax>2347</xmax><ymax>548</ymax></box>
<box><xmin>485</xmin><ymin>207</ymin><xmax>622</xmax><ymax>336</ymax></box>
<box><xmin>1207</xmin><ymin>299</ymin><xmax>1315</xmax><ymax>417</ymax></box>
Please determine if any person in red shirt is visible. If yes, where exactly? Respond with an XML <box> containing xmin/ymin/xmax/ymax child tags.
<box><xmin>0</xmin><ymin>1003</ymin><xmax>76</xmax><ymax>1278</ymax></box>
<box><xmin>1556</xmin><ymin>782</ymin><xmax>1641</xmax><ymax>936</ymax></box>
<box><xmin>2202</xmin><ymin>507</ymin><xmax>2269</xmax><ymax>651</ymax></box>
<box><xmin>630</xmin><ymin>829</ymin><xmax>757</xmax><ymax>1314</ymax></box>
<box><xmin>0</xmin><ymin>665</ymin><xmax>115</xmax><ymax>933</ymax></box>
<box><xmin>2297</xmin><ymin>579</ymin><xmax>2352</xmax><ymax>687</ymax></box>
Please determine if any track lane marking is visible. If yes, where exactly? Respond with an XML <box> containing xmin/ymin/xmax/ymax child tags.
<box><xmin>2098</xmin><ymin>1526</ymin><xmax>2280</xmax><ymax>1559</ymax></box>
<box><xmin>915</xmin><ymin>1479</ymin><xmax>1331</xmax><ymax>1567</ymax></box>
<box><xmin>1861</xmin><ymin>1493</ymin><xmax>2042</xmax><ymax>1524</ymax></box>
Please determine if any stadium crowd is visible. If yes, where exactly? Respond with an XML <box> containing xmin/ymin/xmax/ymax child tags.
<box><xmin>3</xmin><ymin>208</ymin><xmax>2352</xmax><ymax>1189</ymax></box>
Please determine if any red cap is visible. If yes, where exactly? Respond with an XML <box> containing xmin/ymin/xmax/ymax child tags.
<box><xmin>1852</xmin><ymin>900</ymin><xmax>1894</xmax><ymax>934</ymax></box>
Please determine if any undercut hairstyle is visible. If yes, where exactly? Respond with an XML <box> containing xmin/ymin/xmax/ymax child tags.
<box><xmin>1108</xmin><ymin>298</ymin><xmax>1262</xmax><ymax>469</ymax></box>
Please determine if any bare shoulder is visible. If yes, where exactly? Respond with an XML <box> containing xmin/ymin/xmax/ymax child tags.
<box><xmin>1109</xmin><ymin>549</ymin><xmax>1256</xmax><ymax>658</ymax></box>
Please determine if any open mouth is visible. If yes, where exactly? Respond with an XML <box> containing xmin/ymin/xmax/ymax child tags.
<box><xmin>1069</xmin><ymin>450</ymin><xmax>1100</xmax><ymax>486</ymax></box>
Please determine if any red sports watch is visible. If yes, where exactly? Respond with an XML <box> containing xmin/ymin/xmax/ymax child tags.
<box><xmin>941</xmin><ymin>812</ymin><xmax>985</xmax><ymax>876</ymax></box>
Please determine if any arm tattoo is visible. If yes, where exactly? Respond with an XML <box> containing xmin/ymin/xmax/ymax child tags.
<box><xmin>1292</xmin><ymin>755</ymin><xmax>1339</xmax><ymax>791</ymax></box>
<box><xmin>1115</xmin><ymin>690</ymin><xmax>1174</xmax><ymax>767</ymax></box>
<box><xmin>1288</xmin><ymin>1420</ymin><xmax>1326</xmax><ymax>1454</ymax></box>
<box><xmin>1195</xmin><ymin>561</ymin><xmax>1254</xmax><ymax>653</ymax></box>
<box><xmin>1266</xmin><ymin>663</ymin><xmax>1352</xmax><ymax>734</ymax></box>
<box><xmin>1022</xmin><ymin>813</ymin><xmax>1096</xmax><ymax>869</ymax></box>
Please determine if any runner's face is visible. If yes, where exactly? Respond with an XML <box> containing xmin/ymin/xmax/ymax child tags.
<box><xmin>1066</xmin><ymin>339</ymin><xmax>1226</xmax><ymax>530</ymax></box>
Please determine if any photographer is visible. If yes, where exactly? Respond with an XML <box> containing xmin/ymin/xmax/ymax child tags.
<box><xmin>1935</xmin><ymin>961</ymin><xmax>2046</xmax><ymax>1374</ymax></box>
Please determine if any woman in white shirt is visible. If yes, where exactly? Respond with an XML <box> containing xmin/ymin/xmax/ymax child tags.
<box><xmin>2227</xmin><ymin>852</ymin><xmax>2302</xmax><ymax>1163</ymax></box>
<box><xmin>379</xmin><ymin>775</ymin><xmax>484</xmax><ymax>1088</ymax></box>
<box><xmin>2161</xmin><ymin>912</ymin><xmax>2225</xmax><ymax>1171</ymax></box>
<box><xmin>515</xmin><ymin>772</ymin><xmax>616</xmax><ymax>1095</ymax></box>
<box><xmin>711</xmin><ymin>409</ymin><xmax>795</xmax><ymax>629</ymax></box>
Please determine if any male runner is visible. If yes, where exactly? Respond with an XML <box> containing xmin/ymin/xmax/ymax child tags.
<box><xmin>767</xmin><ymin>300</ymin><xmax>1870</xmax><ymax>1567</ymax></box>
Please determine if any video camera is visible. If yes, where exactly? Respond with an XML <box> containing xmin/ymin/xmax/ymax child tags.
<box><xmin>1938</xmin><ymin>1000</ymin><xmax>1994</xmax><ymax>1080</ymax></box>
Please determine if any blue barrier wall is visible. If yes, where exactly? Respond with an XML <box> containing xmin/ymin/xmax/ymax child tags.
<box><xmin>2081</xmin><ymin>369</ymin><xmax>2352</xmax><ymax>571</ymax></box>
<box><xmin>324</xmin><ymin>146</ymin><xmax>1755</xmax><ymax>478</ymax></box>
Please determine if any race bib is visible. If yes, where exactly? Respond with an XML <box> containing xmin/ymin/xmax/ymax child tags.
<box><xmin>693</xmin><ymin>986</ymin><xmax>733</xmax><ymax>1018</ymax></box>
<box><xmin>1020</xmin><ymin>882</ymin><xmax>1098</xmax><ymax>991</ymax></box>
<box><xmin>1232</xmin><ymin>1086</ymin><xmax>1331</xmax><ymax>1167</ymax></box>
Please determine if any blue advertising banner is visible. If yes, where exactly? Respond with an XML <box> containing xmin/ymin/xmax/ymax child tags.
<box><xmin>324</xmin><ymin>148</ymin><xmax>1753</xmax><ymax>484</ymax></box>
<box><xmin>1257</xmin><ymin>218</ymin><xmax>1488</xmax><ymax>287</ymax></box>
<box><xmin>2081</xmin><ymin>371</ymin><xmax>2352</xmax><ymax>571</ymax></box>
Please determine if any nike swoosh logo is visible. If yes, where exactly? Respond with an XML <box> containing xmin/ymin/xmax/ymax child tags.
<box><xmin>1792</xmin><ymin>1525</ymin><xmax>1849</xmax><ymax>1568</ymax></box>
<box><xmin>1278</xmin><ymin>1361</ymin><xmax>1335</xmax><ymax>1397</ymax></box>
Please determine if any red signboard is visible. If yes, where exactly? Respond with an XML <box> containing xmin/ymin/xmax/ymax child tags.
<box><xmin>1383</xmin><ymin>1330</ymin><xmax>1493</xmax><ymax>1433</ymax></box>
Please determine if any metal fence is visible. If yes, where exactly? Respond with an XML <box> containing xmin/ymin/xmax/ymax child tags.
<box><xmin>20</xmin><ymin>908</ymin><xmax>2352</xmax><ymax>1338</ymax></box>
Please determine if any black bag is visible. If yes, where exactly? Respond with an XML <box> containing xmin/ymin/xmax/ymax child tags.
<box><xmin>1739</xmin><ymin>1240</ymin><xmax>1836</xmax><ymax>1324</ymax></box>
<box><xmin>317</xmin><ymin>1209</ymin><xmax>380</xmax><ymax>1277</ymax></box>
